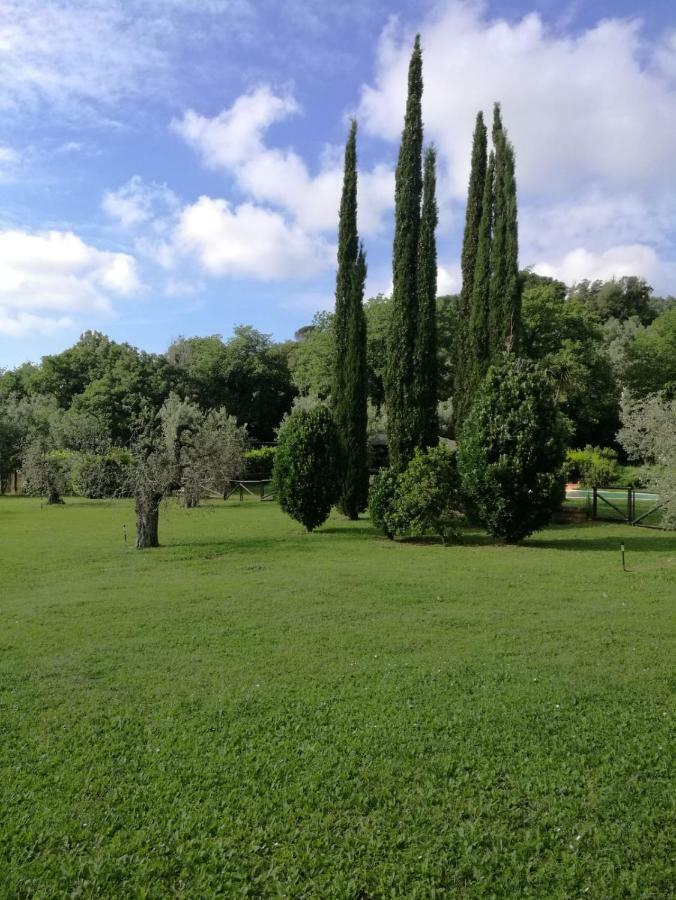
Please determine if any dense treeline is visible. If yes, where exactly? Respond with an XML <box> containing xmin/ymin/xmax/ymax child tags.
<box><xmin>1</xmin><ymin>272</ymin><xmax>673</xmax><ymax>491</ymax></box>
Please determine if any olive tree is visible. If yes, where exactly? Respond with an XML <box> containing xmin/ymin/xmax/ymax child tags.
<box><xmin>618</xmin><ymin>392</ymin><xmax>675</xmax><ymax>527</ymax></box>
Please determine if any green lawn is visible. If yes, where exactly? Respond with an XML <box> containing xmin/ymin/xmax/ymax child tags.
<box><xmin>1</xmin><ymin>497</ymin><xmax>674</xmax><ymax>898</ymax></box>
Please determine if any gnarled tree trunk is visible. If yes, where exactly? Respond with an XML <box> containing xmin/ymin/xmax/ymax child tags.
<box><xmin>135</xmin><ymin>494</ymin><xmax>161</xmax><ymax>548</ymax></box>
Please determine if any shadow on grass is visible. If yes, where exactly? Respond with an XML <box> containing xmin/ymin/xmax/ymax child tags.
<box><xmin>526</xmin><ymin>526</ymin><xmax>675</xmax><ymax>553</ymax></box>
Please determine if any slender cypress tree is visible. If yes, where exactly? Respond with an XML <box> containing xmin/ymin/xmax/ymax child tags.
<box><xmin>489</xmin><ymin>103</ymin><xmax>520</xmax><ymax>355</ymax></box>
<box><xmin>502</xmin><ymin>137</ymin><xmax>520</xmax><ymax>352</ymax></box>
<box><xmin>333</xmin><ymin>120</ymin><xmax>368</xmax><ymax>518</ymax></box>
<box><xmin>454</xmin><ymin>111</ymin><xmax>487</xmax><ymax>427</ymax></box>
<box><xmin>469</xmin><ymin>150</ymin><xmax>495</xmax><ymax>380</ymax></box>
<box><xmin>459</xmin><ymin>113</ymin><xmax>487</xmax><ymax>323</ymax></box>
<box><xmin>489</xmin><ymin>103</ymin><xmax>506</xmax><ymax>356</ymax></box>
<box><xmin>454</xmin><ymin>149</ymin><xmax>494</xmax><ymax>429</ymax></box>
<box><xmin>386</xmin><ymin>34</ymin><xmax>424</xmax><ymax>469</ymax></box>
<box><xmin>414</xmin><ymin>145</ymin><xmax>439</xmax><ymax>449</ymax></box>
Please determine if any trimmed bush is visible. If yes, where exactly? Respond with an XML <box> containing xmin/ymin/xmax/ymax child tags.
<box><xmin>368</xmin><ymin>467</ymin><xmax>399</xmax><ymax>539</ymax></box>
<box><xmin>386</xmin><ymin>445</ymin><xmax>462</xmax><ymax>544</ymax></box>
<box><xmin>565</xmin><ymin>445</ymin><xmax>620</xmax><ymax>488</ymax></box>
<box><xmin>457</xmin><ymin>355</ymin><xmax>569</xmax><ymax>543</ymax></box>
<box><xmin>272</xmin><ymin>406</ymin><xmax>343</xmax><ymax>532</ymax></box>
<box><xmin>72</xmin><ymin>449</ymin><xmax>132</xmax><ymax>498</ymax></box>
<box><xmin>244</xmin><ymin>446</ymin><xmax>277</xmax><ymax>479</ymax></box>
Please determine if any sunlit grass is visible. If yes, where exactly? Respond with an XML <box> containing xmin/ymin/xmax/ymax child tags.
<box><xmin>1</xmin><ymin>497</ymin><xmax>674</xmax><ymax>897</ymax></box>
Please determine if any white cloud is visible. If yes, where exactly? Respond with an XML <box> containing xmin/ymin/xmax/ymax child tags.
<box><xmin>172</xmin><ymin>195</ymin><xmax>334</xmax><ymax>281</ymax></box>
<box><xmin>102</xmin><ymin>176</ymin><xmax>179</xmax><ymax>229</ymax></box>
<box><xmin>533</xmin><ymin>244</ymin><xmax>676</xmax><ymax>292</ymax></box>
<box><xmin>0</xmin><ymin>310</ymin><xmax>74</xmax><ymax>337</ymax></box>
<box><xmin>0</xmin><ymin>229</ymin><xmax>140</xmax><ymax>335</ymax></box>
<box><xmin>359</xmin><ymin>6</ymin><xmax>676</xmax><ymax>198</ymax></box>
<box><xmin>173</xmin><ymin>85</ymin><xmax>394</xmax><ymax>236</ymax></box>
<box><xmin>437</xmin><ymin>264</ymin><xmax>461</xmax><ymax>295</ymax></box>
<box><xmin>0</xmin><ymin>1</ymin><xmax>170</xmax><ymax>115</ymax></box>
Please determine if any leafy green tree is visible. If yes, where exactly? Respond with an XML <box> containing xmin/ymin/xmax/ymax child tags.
<box><xmin>386</xmin><ymin>445</ymin><xmax>462</xmax><ymax>544</ymax></box>
<box><xmin>623</xmin><ymin>306</ymin><xmax>676</xmax><ymax>398</ymax></box>
<box><xmin>414</xmin><ymin>145</ymin><xmax>439</xmax><ymax>449</ymax></box>
<box><xmin>386</xmin><ymin>34</ymin><xmax>424</xmax><ymax>469</ymax></box>
<box><xmin>521</xmin><ymin>273</ymin><xmax>620</xmax><ymax>447</ymax></box>
<box><xmin>457</xmin><ymin>356</ymin><xmax>569</xmax><ymax>542</ymax></box>
<box><xmin>333</xmin><ymin>120</ymin><xmax>369</xmax><ymax>519</ymax></box>
<box><xmin>22</xmin><ymin>441</ymin><xmax>71</xmax><ymax>504</ymax></box>
<box><xmin>272</xmin><ymin>406</ymin><xmax>343</xmax><ymax>532</ymax></box>
<box><xmin>570</xmin><ymin>277</ymin><xmax>656</xmax><ymax>325</ymax></box>
<box><xmin>128</xmin><ymin>423</ymin><xmax>176</xmax><ymax>548</ymax></box>
<box><xmin>364</xmin><ymin>295</ymin><xmax>391</xmax><ymax>408</ymax></box>
<box><xmin>288</xmin><ymin>312</ymin><xmax>335</xmax><ymax>399</ymax></box>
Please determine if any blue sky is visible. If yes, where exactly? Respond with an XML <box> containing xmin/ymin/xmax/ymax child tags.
<box><xmin>1</xmin><ymin>0</ymin><xmax>675</xmax><ymax>368</ymax></box>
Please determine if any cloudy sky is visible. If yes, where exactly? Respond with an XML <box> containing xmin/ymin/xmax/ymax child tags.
<box><xmin>0</xmin><ymin>0</ymin><xmax>675</xmax><ymax>367</ymax></box>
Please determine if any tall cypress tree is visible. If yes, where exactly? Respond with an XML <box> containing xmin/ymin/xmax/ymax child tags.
<box><xmin>386</xmin><ymin>34</ymin><xmax>424</xmax><ymax>470</ymax></box>
<box><xmin>469</xmin><ymin>150</ymin><xmax>495</xmax><ymax>380</ymax></box>
<box><xmin>489</xmin><ymin>103</ymin><xmax>506</xmax><ymax>356</ymax></box>
<box><xmin>454</xmin><ymin>149</ymin><xmax>494</xmax><ymax>429</ymax></box>
<box><xmin>414</xmin><ymin>145</ymin><xmax>439</xmax><ymax>449</ymax></box>
<box><xmin>333</xmin><ymin>120</ymin><xmax>368</xmax><ymax>519</ymax></box>
<box><xmin>454</xmin><ymin>111</ymin><xmax>487</xmax><ymax>427</ymax></box>
<box><xmin>489</xmin><ymin>103</ymin><xmax>520</xmax><ymax>355</ymax></box>
<box><xmin>502</xmin><ymin>137</ymin><xmax>520</xmax><ymax>352</ymax></box>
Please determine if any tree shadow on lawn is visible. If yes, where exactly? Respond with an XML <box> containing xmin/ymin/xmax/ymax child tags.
<box><xmin>526</xmin><ymin>524</ymin><xmax>675</xmax><ymax>554</ymax></box>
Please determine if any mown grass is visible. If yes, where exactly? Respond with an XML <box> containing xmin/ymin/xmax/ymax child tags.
<box><xmin>1</xmin><ymin>496</ymin><xmax>674</xmax><ymax>898</ymax></box>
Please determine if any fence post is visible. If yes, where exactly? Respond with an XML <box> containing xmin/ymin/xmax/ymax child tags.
<box><xmin>627</xmin><ymin>487</ymin><xmax>633</xmax><ymax>523</ymax></box>
<box><xmin>592</xmin><ymin>487</ymin><xmax>598</xmax><ymax>520</ymax></box>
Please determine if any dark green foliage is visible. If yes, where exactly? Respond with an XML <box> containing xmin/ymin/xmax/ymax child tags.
<box><xmin>624</xmin><ymin>306</ymin><xmax>676</xmax><ymax>398</ymax></box>
<box><xmin>414</xmin><ymin>146</ymin><xmax>439</xmax><ymax>449</ymax></box>
<box><xmin>244</xmin><ymin>446</ymin><xmax>277</xmax><ymax>479</ymax></box>
<box><xmin>22</xmin><ymin>444</ymin><xmax>72</xmax><ymax>504</ymax></box>
<box><xmin>368</xmin><ymin>466</ymin><xmax>399</xmax><ymax>539</ymax></box>
<box><xmin>570</xmin><ymin>276</ymin><xmax>657</xmax><ymax>325</ymax></box>
<box><xmin>386</xmin><ymin>445</ymin><xmax>462</xmax><ymax>544</ymax></box>
<box><xmin>71</xmin><ymin>449</ymin><xmax>132</xmax><ymax>498</ymax></box>
<box><xmin>167</xmin><ymin>327</ymin><xmax>296</xmax><ymax>441</ymax></box>
<box><xmin>459</xmin><ymin>113</ymin><xmax>487</xmax><ymax>322</ymax></box>
<box><xmin>455</xmin><ymin>150</ymin><xmax>495</xmax><ymax>430</ymax></box>
<box><xmin>521</xmin><ymin>273</ymin><xmax>620</xmax><ymax>447</ymax></box>
<box><xmin>458</xmin><ymin>356</ymin><xmax>569</xmax><ymax>542</ymax></box>
<box><xmin>333</xmin><ymin>121</ymin><xmax>369</xmax><ymax>519</ymax></box>
<box><xmin>565</xmin><ymin>446</ymin><xmax>620</xmax><ymax>488</ymax></box>
<box><xmin>288</xmin><ymin>312</ymin><xmax>335</xmax><ymax>399</ymax></box>
<box><xmin>386</xmin><ymin>35</ymin><xmax>424</xmax><ymax>469</ymax></box>
<box><xmin>272</xmin><ymin>406</ymin><xmax>343</xmax><ymax>531</ymax></box>
<box><xmin>489</xmin><ymin>104</ymin><xmax>520</xmax><ymax>356</ymax></box>
<box><xmin>455</xmin><ymin>112</ymin><xmax>487</xmax><ymax>414</ymax></box>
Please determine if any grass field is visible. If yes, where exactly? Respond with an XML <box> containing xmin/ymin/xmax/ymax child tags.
<box><xmin>1</xmin><ymin>497</ymin><xmax>674</xmax><ymax>898</ymax></box>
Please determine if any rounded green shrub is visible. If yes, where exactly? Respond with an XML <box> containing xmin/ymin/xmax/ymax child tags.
<box><xmin>457</xmin><ymin>355</ymin><xmax>569</xmax><ymax>542</ymax></box>
<box><xmin>368</xmin><ymin>467</ymin><xmax>399</xmax><ymax>539</ymax></box>
<box><xmin>386</xmin><ymin>445</ymin><xmax>462</xmax><ymax>543</ymax></box>
<box><xmin>272</xmin><ymin>406</ymin><xmax>343</xmax><ymax>532</ymax></box>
